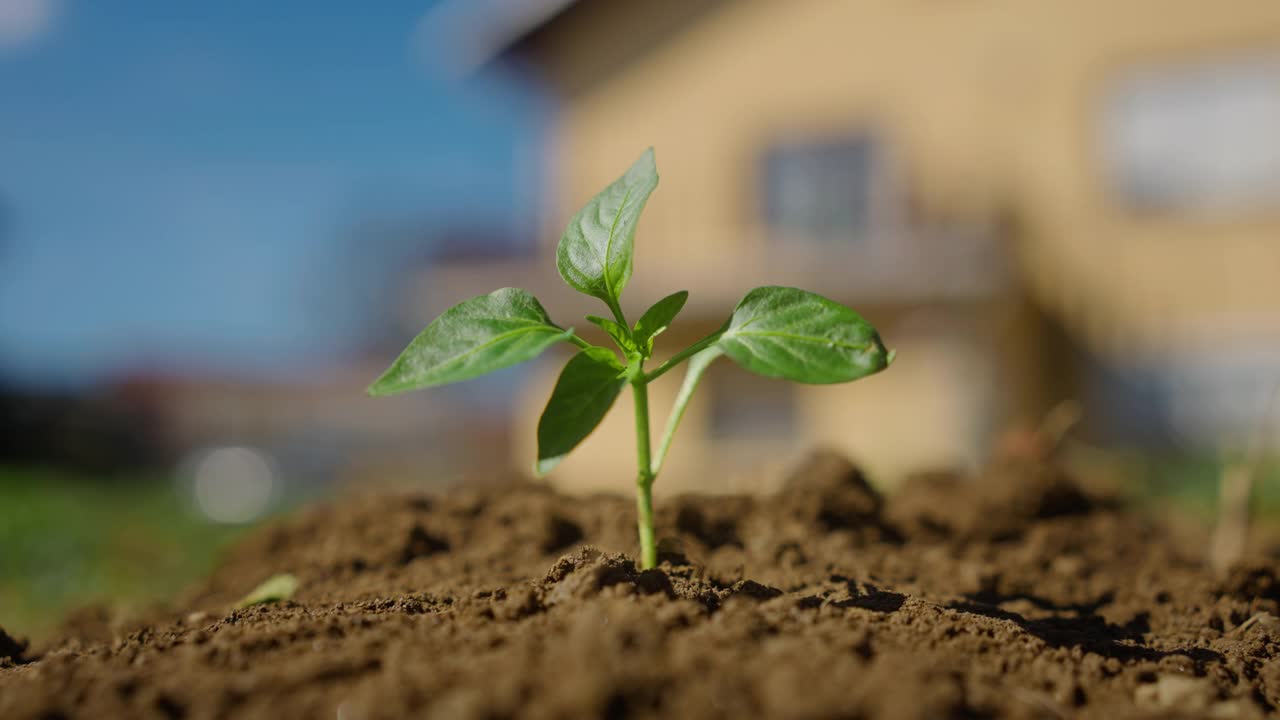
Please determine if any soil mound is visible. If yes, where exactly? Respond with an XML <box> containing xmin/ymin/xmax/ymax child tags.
<box><xmin>0</xmin><ymin>628</ymin><xmax>26</xmax><ymax>668</ymax></box>
<box><xmin>3</xmin><ymin>451</ymin><xmax>1279</xmax><ymax>719</ymax></box>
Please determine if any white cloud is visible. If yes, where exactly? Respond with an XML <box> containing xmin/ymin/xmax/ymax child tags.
<box><xmin>0</xmin><ymin>0</ymin><xmax>58</xmax><ymax>52</ymax></box>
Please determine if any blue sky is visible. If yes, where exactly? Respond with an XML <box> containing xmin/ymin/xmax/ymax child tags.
<box><xmin>0</xmin><ymin>0</ymin><xmax>548</xmax><ymax>387</ymax></box>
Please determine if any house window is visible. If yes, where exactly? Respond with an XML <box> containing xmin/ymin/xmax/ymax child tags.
<box><xmin>1100</xmin><ymin>51</ymin><xmax>1280</xmax><ymax>215</ymax></box>
<box><xmin>760</xmin><ymin>134</ymin><xmax>887</xmax><ymax>241</ymax></box>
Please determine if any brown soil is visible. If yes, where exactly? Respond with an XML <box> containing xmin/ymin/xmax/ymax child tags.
<box><xmin>4</xmin><ymin>450</ymin><xmax>1280</xmax><ymax>719</ymax></box>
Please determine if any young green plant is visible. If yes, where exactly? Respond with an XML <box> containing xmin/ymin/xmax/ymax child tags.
<box><xmin>369</xmin><ymin>149</ymin><xmax>893</xmax><ymax>569</ymax></box>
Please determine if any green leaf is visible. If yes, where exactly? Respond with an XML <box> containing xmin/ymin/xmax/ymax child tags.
<box><xmin>235</xmin><ymin>573</ymin><xmax>298</xmax><ymax>609</ymax></box>
<box><xmin>368</xmin><ymin>288</ymin><xmax>572</xmax><ymax>396</ymax></box>
<box><xmin>536</xmin><ymin>347</ymin><xmax>628</xmax><ymax>476</ymax></box>
<box><xmin>632</xmin><ymin>290</ymin><xmax>688</xmax><ymax>355</ymax></box>
<box><xmin>556</xmin><ymin>148</ymin><xmax>659</xmax><ymax>304</ymax></box>
<box><xmin>717</xmin><ymin>286</ymin><xmax>891</xmax><ymax>384</ymax></box>
<box><xmin>586</xmin><ymin>315</ymin><xmax>637</xmax><ymax>354</ymax></box>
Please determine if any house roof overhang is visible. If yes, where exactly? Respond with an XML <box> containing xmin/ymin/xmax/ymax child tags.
<box><xmin>418</xmin><ymin>0</ymin><xmax>580</xmax><ymax>76</ymax></box>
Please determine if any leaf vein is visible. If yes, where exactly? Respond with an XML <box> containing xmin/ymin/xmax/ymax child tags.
<box><xmin>602</xmin><ymin>186</ymin><xmax>634</xmax><ymax>297</ymax></box>
<box><xmin>726</xmin><ymin>330</ymin><xmax>870</xmax><ymax>352</ymax></box>
<box><xmin>426</xmin><ymin>325</ymin><xmax>564</xmax><ymax>378</ymax></box>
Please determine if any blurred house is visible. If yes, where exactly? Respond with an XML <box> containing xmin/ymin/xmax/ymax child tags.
<box><xmin>419</xmin><ymin>0</ymin><xmax>1280</xmax><ymax>493</ymax></box>
<box><xmin>3</xmin><ymin>221</ymin><xmax>537</xmax><ymax>497</ymax></box>
<box><xmin>93</xmin><ymin>357</ymin><xmax>519</xmax><ymax>520</ymax></box>
<box><xmin>96</xmin><ymin>225</ymin><xmax>538</xmax><ymax>496</ymax></box>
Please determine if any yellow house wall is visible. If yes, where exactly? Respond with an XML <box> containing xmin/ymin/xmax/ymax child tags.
<box><xmin>547</xmin><ymin>0</ymin><xmax>1280</xmax><ymax>350</ymax></box>
<box><xmin>520</xmin><ymin>0</ymin><xmax>1280</xmax><ymax>494</ymax></box>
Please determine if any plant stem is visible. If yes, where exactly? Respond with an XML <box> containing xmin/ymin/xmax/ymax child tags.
<box><xmin>631</xmin><ymin>377</ymin><xmax>657</xmax><ymax>569</ymax></box>
<box><xmin>652</xmin><ymin>346</ymin><xmax>723</xmax><ymax>476</ymax></box>
<box><xmin>606</xmin><ymin>295</ymin><xmax>630</xmax><ymax>331</ymax></box>
<box><xmin>643</xmin><ymin>328</ymin><xmax>725</xmax><ymax>383</ymax></box>
<box><xmin>566</xmin><ymin>334</ymin><xmax>594</xmax><ymax>351</ymax></box>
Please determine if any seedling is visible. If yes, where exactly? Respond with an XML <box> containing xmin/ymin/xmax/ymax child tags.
<box><xmin>370</xmin><ymin>149</ymin><xmax>893</xmax><ymax>569</ymax></box>
<box><xmin>235</xmin><ymin>573</ymin><xmax>298</xmax><ymax>609</ymax></box>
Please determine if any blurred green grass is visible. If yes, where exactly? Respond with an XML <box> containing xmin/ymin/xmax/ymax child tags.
<box><xmin>0</xmin><ymin>467</ymin><xmax>249</xmax><ymax>641</ymax></box>
<box><xmin>1116</xmin><ymin>452</ymin><xmax>1280</xmax><ymax>523</ymax></box>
